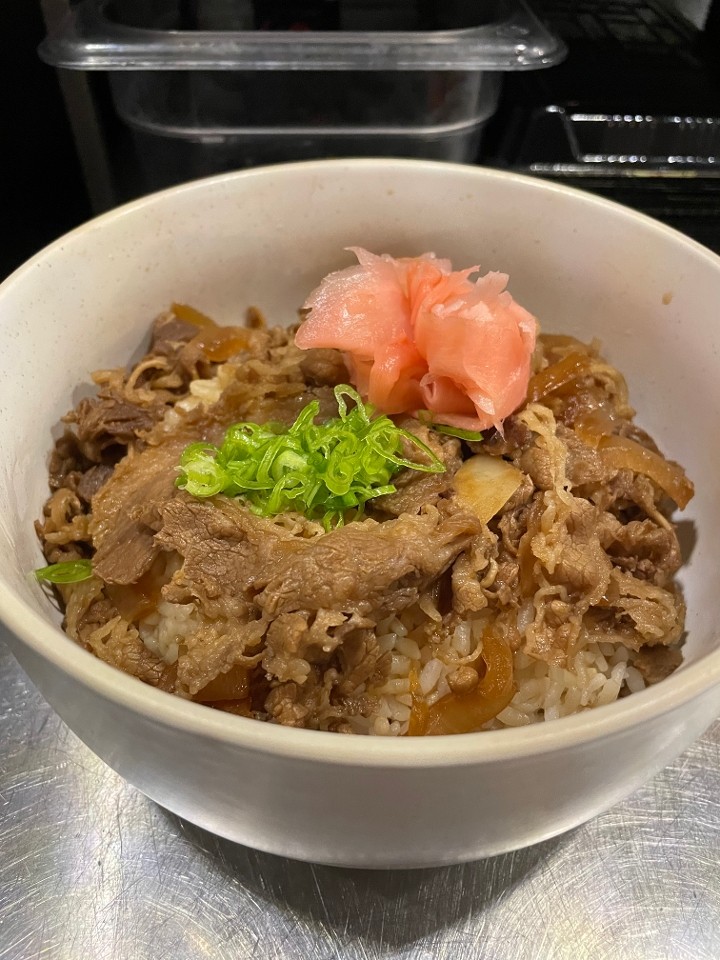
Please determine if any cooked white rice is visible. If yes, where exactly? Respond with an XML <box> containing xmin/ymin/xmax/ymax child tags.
<box><xmin>139</xmin><ymin>600</ymin><xmax>200</xmax><ymax>666</ymax></box>
<box><xmin>138</xmin><ymin>597</ymin><xmax>646</xmax><ymax>735</ymax></box>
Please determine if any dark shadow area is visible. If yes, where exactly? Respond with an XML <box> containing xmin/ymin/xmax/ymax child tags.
<box><xmin>675</xmin><ymin>519</ymin><xmax>697</xmax><ymax>567</ymax></box>
<box><xmin>0</xmin><ymin>1</ymin><xmax>91</xmax><ymax>281</ymax></box>
<box><xmin>159</xmin><ymin>808</ymin><xmax>568</xmax><ymax>952</ymax></box>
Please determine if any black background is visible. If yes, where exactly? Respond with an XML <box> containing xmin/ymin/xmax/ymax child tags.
<box><xmin>2</xmin><ymin>0</ymin><xmax>719</xmax><ymax>282</ymax></box>
<box><xmin>0</xmin><ymin>1</ymin><xmax>90</xmax><ymax>281</ymax></box>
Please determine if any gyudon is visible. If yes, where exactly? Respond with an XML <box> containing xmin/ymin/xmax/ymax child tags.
<box><xmin>36</xmin><ymin>250</ymin><xmax>693</xmax><ymax>735</ymax></box>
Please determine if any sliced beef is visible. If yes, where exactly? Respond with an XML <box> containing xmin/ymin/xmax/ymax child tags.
<box><xmin>258</xmin><ymin>503</ymin><xmax>483</xmax><ymax>619</ymax></box>
<box><xmin>147</xmin><ymin>312</ymin><xmax>209</xmax><ymax>383</ymax></box>
<box><xmin>598</xmin><ymin>515</ymin><xmax>682</xmax><ymax>587</ymax></box>
<box><xmin>584</xmin><ymin>470</ymin><xmax>670</xmax><ymax>527</ymax></box>
<box><xmin>481</xmin><ymin>417</ymin><xmax>533</xmax><ymax>458</ymax></box>
<box><xmin>605</xmin><ymin>569</ymin><xmax>685</xmax><ymax>650</ymax></box>
<box><xmin>560</xmin><ymin>427</ymin><xmax>619</xmax><ymax>488</ymax></box>
<box><xmin>631</xmin><ymin>645</ymin><xmax>683</xmax><ymax>685</ymax></box>
<box><xmin>63</xmin><ymin>577</ymin><xmax>176</xmax><ymax>690</ymax></box>
<box><xmin>155</xmin><ymin>496</ymin><xmax>296</xmax><ymax>620</ymax></box>
<box><xmin>550</xmin><ymin>384</ymin><xmax>624</xmax><ymax>429</ymax></box>
<box><xmin>76</xmin><ymin>463</ymin><xmax>115</xmax><ymax>503</ymax></box>
<box><xmin>298</xmin><ymin>348</ymin><xmax>348</xmax><ymax>387</ymax></box>
<box><xmin>88</xmin><ymin>350</ymin><xmax>325</xmax><ymax>590</ymax></box>
<box><xmin>451</xmin><ymin>530</ymin><xmax>497</xmax><ymax>615</ymax></box>
<box><xmin>373</xmin><ymin>421</ymin><xmax>462</xmax><ymax>517</ymax></box>
<box><xmin>489</xmin><ymin>557</ymin><xmax>521</xmax><ymax>608</ymax></box>
<box><xmin>263</xmin><ymin>609</ymin><xmax>373</xmax><ymax>685</ymax></box>
<box><xmin>184</xmin><ymin>373</ymin><xmax>340</xmax><ymax>439</ymax></box>
<box><xmin>87</xmin><ymin>616</ymin><xmax>176</xmax><ymax>690</ymax></box>
<box><xmin>517</xmin><ymin>493</ymin><xmax>614</xmax><ymax>662</ymax></box>
<box><xmin>47</xmin><ymin>435</ymin><xmax>114</xmax><ymax>504</ymax></box>
<box><xmin>264</xmin><ymin>680</ymin><xmax>314</xmax><ymax>727</ymax></box>
<box><xmin>515</xmin><ymin>483</ymin><xmax>685</xmax><ymax>664</ymax></box>
<box><xmin>492</xmin><ymin>479</ymin><xmax>536</xmax><ymax>556</ymax></box>
<box><xmin>90</xmin><ymin>436</ymin><xmax>190</xmax><ymax>584</ymax></box>
<box><xmin>373</xmin><ymin>471</ymin><xmax>454</xmax><ymax>517</ymax></box>
<box><xmin>334</xmin><ymin>628</ymin><xmax>389</xmax><ymax>694</ymax></box>
<box><xmin>91</xmin><ymin>366</ymin><xmax>340</xmax><ymax>590</ymax></box>
<box><xmin>267</xmin><ymin>385</ymin><xmax>341</xmax><ymax>428</ymax></box>
<box><xmin>150</xmin><ymin>313</ymin><xmax>199</xmax><ymax>351</ymax></box>
<box><xmin>35</xmin><ymin>488</ymin><xmax>92</xmax><ymax>565</ymax></box>
<box><xmin>175</xmin><ymin>620</ymin><xmax>266</xmax><ymax>698</ymax></box>
<box><xmin>514</xmin><ymin>422</ymin><xmax>617</xmax><ymax>493</ymax></box>
<box><xmin>156</xmin><ymin>495</ymin><xmax>482</xmax><ymax>624</ymax></box>
<box><xmin>263</xmin><ymin>669</ymin><xmax>344</xmax><ymax>730</ymax></box>
<box><xmin>263</xmin><ymin>639</ymin><xmax>384</xmax><ymax>730</ymax></box>
<box><xmin>67</xmin><ymin>389</ymin><xmax>165</xmax><ymax>462</ymax></box>
<box><xmin>48</xmin><ymin>431</ymin><xmax>90</xmax><ymax>492</ymax></box>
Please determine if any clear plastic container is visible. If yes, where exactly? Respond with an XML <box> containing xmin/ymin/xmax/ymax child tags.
<box><xmin>129</xmin><ymin>118</ymin><xmax>490</xmax><ymax>190</ymax></box>
<box><xmin>41</xmin><ymin>0</ymin><xmax>564</xmax><ymax>74</ymax></box>
<box><xmin>39</xmin><ymin>0</ymin><xmax>565</xmax><ymax>187</ymax></box>
<box><xmin>108</xmin><ymin>68</ymin><xmax>503</xmax><ymax>132</ymax></box>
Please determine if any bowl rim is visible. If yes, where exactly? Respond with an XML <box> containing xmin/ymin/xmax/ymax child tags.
<box><xmin>2</xmin><ymin>156</ymin><xmax>720</xmax><ymax>767</ymax></box>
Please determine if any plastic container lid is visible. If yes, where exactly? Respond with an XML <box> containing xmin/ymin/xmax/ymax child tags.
<box><xmin>39</xmin><ymin>0</ymin><xmax>566</xmax><ymax>72</ymax></box>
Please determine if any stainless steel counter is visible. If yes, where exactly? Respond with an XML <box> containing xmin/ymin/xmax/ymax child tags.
<box><xmin>2</xmin><ymin>628</ymin><xmax>719</xmax><ymax>960</ymax></box>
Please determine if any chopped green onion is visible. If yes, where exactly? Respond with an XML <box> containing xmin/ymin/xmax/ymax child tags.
<box><xmin>431</xmin><ymin>424</ymin><xmax>485</xmax><ymax>441</ymax></box>
<box><xmin>176</xmin><ymin>384</ymin><xmax>445</xmax><ymax>528</ymax></box>
<box><xmin>34</xmin><ymin>560</ymin><xmax>93</xmax><ymax>584</ymax></box>
<box><xmin>417</xmin><ymin>410</ymin><xmax>485</xmax><ymax>442</ymax></box>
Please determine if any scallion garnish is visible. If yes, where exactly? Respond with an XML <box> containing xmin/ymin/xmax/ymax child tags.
<box><xmin>34</xmin><ymin>560</ymin><xmax>93</xmax><ymax>584</ymax></box>
<box><xmin>431</xmin><ymin>424</ymin><xmax>485</xmax><ymax>441</ymax></box>
<box><xmin>417</xmin><ymin>410</ymin><xmax>485</xmax><ymax>442</ymax></box>
<box><xmin>177</xmin><ymin>384</ymin><xmax>445</xmax><ymax>528</ymax></box>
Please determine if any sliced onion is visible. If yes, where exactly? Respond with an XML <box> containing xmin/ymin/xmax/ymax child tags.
<box><xmin>598</xmin><ymin>435</ymin><xmax>694</xmax><ymax>509</ymax></box>
<box><xmin>572</xmin><ymin>407</ymin><xmax>620</xmax><ymax>447</ymax></box>
<box><xmin>195</xmin><ymin>665</ymin><xmax>250</xmax><ymax>702</ymax></box>
<box><xmin>193</xmin><ymin>327</ymin><xmax>252</xmax><ymax>362</ymax></box>
<box><xmin>539</xmin><ymin>334</ymin><xmax>590</xmax><ymax>352</ymax></box>
<box><xmin>171</xmin><ymin>302</ymin><xmax>215</xmax><ymax>328</ymax></box>
<box><xmin>453</xmin><ymin>454</ymin><xmax>524</xmax><ymax>524</ymax></box>
<box><xmin>106</xmin><ymin>555</ymin><xmax>166</xmax><ymax>621</ymax></box>
<box><xmin>527</xmin><ymin>352</ymin><xmax>594</xmax><ymax>404</ymax></box>
<box><xmin>408</xmin><ymin>633</ymin><xmax>515</xmax><ymax>736</ymax></box>
<box><xmin>172</xmin><ymin>301</ymin><xmax>251</xmax><ymax>361</ymax></box>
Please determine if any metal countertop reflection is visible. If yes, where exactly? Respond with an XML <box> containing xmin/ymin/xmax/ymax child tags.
<box><xmin>1</xmin><ymin>629</ymin><xmax>719</xmax><ymax>960</ymax></box>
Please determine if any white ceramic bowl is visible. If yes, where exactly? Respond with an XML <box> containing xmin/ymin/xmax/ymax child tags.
<box><xmin>1</xmin><ymin>160</ymin><xmax>719</xmax><ymax>869</ymax></box>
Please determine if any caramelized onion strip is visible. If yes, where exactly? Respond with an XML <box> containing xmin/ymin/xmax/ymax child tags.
<box><xmin>527</xmin><ymin>352</ymin><xmax>595</xmax><ymax>404</ymax></box>
<box><xmin>408</xmin><ymin>633</ymin><xmax>515</xmax><ymax>736</ymax></box>
<box><xmin>598</xmin><ymin>435</ymin><xmax>694</xmax><ymax>509</ymax></box>
<box><xmin>194</xmin><ymin>665</ymin><xmax>250</xmax><ymax>703</ymax></box>
<box><xmin>172</xmin><ymin>301</ymin><xmax>252</xmax><ymax>361</ymax></box>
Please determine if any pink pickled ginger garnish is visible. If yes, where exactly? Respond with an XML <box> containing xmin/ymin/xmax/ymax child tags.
<box><xmin>295</xmin><ymin>248</ymin><xmax>537</xmax><ymax>433</ymax></box>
